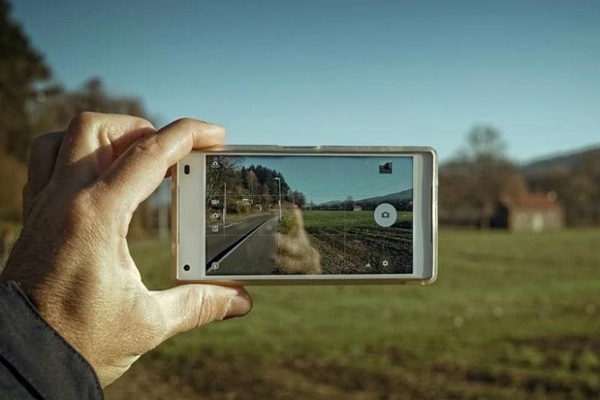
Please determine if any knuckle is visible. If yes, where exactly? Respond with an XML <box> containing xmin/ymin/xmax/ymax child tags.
<box><xmin>171</xmin><ymin>118</ymin><xmax>204</xmax><ymax>137</ymax></box>
<box><xmin>133</xmin><ymin>134</ymin><xmax>162</xmax><ymax>154</ymax></box>
<box><xmin>65</xmin><ymin>112</ymin><xmax>102</xmax><ymax>146</ymax></box>
<box><xmin>128</xmin><ymin>135</ymin><xmax>168</xmax><ymax>167</ymax></box>
<box><xmin>173</xmin><ymin>117</ymin><xmax>197</xmax><ymax>128</ymax></box>
<box><xmin>68</xmin><ymin>111</ymin><xmax>99</xmax><ymax>132</ymax></box>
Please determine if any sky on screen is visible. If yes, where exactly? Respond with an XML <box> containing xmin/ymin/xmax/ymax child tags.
<box><xmin>234</xmin><ymin>155</ymin><xmax>413</xmax><ymax>204</ymax></box>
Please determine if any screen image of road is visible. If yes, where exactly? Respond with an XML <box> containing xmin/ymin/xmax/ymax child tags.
<box><xmin>204</xmin><ymin>155</ymin><xmax>413</xmax><ymax>275</ymax></box>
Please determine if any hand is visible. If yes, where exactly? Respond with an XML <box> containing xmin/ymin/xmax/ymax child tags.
<box><xmin>1</xmin><ymin>112</ymin><xmax>252</xmax><ymax>387</ymax></box>
<box><xmin>274</xmin><ymin>208</ymin><xmax>321</xmax><ymax>274</ymax></box>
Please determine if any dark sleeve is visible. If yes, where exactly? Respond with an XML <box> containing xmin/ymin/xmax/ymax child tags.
<box><xmin>0</xmin><ymin>281</ymin><xmax>103</xmax><ymax>400</ymax></box>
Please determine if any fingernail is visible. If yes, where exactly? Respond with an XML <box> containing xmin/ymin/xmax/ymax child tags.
<box><xmin>224</xmin><ymin>291</ymin><xmax>252</xmax><ymax>320</ymax></box>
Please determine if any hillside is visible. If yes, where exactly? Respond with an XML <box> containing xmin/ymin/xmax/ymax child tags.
<box><xmin>315</xmin><ymin>189</ymin><xmax>412</xmax><ymax>209</ymax></box>
<box><xmin>520</xmin><ymin>144</ymin><xmax>600</xmax><ymax>176</ymax></box>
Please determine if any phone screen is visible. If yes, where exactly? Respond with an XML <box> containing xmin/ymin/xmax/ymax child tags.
<box><xmin>204</xmin><ymin>155</ymin><xmax>413</xmax><ymax>276</ymax></box>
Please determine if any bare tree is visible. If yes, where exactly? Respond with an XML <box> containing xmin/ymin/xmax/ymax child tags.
<box><xmin>441</xmin><ymin>125</ymin><xmax>526</xmax><ymax>228</ymax></box>
<box><xmin>465</xmin><ymin>125</ymin><xmax>507</xmax><ymax>162</ymax></box>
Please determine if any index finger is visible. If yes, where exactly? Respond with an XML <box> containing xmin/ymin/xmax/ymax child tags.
<box><xmin>96</xmin><ymin>118</ymin><xmax>225</xmax><ymax>227</ymax></box>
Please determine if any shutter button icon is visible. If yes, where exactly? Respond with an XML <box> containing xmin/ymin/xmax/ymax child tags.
<box><xmin>374</xmin><ymin>203</ymin><xmax>397</xmax><ymax>227</ymax></box>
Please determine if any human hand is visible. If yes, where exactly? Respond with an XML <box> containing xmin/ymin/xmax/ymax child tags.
<box><xmin>274</xmin><ymin>208</ymin><xmax>321</xmax><ymax>274</ymax></box>
<box><xmin>1</xmin><ymin>112</ymin><xmax>252</xmax><ymax>387</ymax></box>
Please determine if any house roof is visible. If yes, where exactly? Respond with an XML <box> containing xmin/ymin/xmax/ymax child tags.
<box><xmin>500</xmin><ymin>194</ymin><xmax>562</xmax><ymax>211</ymax></box>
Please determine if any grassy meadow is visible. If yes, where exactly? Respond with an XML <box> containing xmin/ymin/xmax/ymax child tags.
<box><xmin>106</xmin><ymin>229</ymin><xmax>600</xmax><ymax>400</ymax></box>
<box><xmin>301</xmin><ymin>210</ymin><xmax>413</xmax><ymax>229</ymax></box>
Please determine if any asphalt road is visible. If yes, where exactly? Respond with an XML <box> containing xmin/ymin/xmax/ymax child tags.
<box><xmin>206</xmin><ymin>213</ymin><xmax>279</xmax><ymax>275</ymax></box>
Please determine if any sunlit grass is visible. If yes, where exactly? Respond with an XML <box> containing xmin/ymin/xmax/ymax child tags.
<box><xmin>113</xmin><ymin>228</ymin><xmax>600</xmax><ymax>399</ymax></box>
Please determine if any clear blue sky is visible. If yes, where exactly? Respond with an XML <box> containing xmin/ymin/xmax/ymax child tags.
<box><xmin>11</xmin><ymin>0</ymin><xmax>600</xmax><ymax>162</ymax></box>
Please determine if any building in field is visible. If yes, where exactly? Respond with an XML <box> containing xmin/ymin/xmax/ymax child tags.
<box><xmin>491</xmin><ymin>193</ymin><xmax>564</xmax><ymax>232</ymax></box>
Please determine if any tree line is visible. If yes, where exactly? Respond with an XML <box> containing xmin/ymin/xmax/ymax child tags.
<box><xmin>206</xmin><ymin>159</ymin><xmax>306</xmax><ymax>214</ymax></box>
<box><xmin>440</xmin><ymin>126</ymin><xmax>600</xmax><ymax>227</ymax></box>
<box><xmin>527</xmin><ymin>149</ymin><xmax>600</xmax><ymax>226</ymax></box>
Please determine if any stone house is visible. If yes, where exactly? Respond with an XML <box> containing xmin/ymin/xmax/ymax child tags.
<box><xmin>491</xmin><ymin>193</ymin><xmax>564</xmax><ymax>232</ymax></box>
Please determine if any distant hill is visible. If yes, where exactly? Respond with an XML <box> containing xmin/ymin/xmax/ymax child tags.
<box><xmin>355</xmin><ymin>189</ymin><xmax>413</xmax><ymax>206</ymax></box>
<box><xmin>315</xmin><ymin>189</ymin><xmax>412</xmax><ymax>208</ymax></box>
<box><xmin>520</xmin><ymin>145</ymin><xmax>600</xmax><ymax>176</ymax></box>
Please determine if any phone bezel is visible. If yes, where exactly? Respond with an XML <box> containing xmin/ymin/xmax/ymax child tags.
<box><xmin>172</xmin><ymin>145</ymin><xmax>437</xmax><ymax>285</ymax></box>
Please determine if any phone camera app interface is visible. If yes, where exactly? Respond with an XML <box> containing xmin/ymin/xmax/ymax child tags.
<box><xmin>205</xmin><ymin>155</ymin><xmax>413</xmax><ymax>276</ymax></box>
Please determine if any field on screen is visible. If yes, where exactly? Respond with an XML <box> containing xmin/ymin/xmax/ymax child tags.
<box><xmin>297</xmin><ymin>210</ymin><xmax>413</xmax><ymax>274</ymax></box>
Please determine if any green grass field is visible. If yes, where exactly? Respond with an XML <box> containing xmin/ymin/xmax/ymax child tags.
<box><xmin>106</xmin><ymin>229</ymin><xmax>600</xmax><ymax>400</ymax></box>
<box><xmin>300</xmin><ymin>210</ymin><xmax>413</xmax><ymax>229</ymax></box>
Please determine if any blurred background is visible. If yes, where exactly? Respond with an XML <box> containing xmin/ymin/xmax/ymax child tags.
<box><xmin>1</xmin><ymin>1</ymin><xmax>598</xmax><ymax>398</ymax></box>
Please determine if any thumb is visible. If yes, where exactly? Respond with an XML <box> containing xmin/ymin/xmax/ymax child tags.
<box><xmin>151</xmin><ymin>284</ymin><xmax>252</xmax><ymax>338</ymax></box>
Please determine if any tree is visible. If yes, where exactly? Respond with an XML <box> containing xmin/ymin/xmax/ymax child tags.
<box><xmin>29</xmin><ymin>77</ymin><xmax>150</xmax><ymax>138</ymax></box>
<box><xmin>205</xmin><ymin>155</ymin><xmax>241</xmax><ymax>197</ymax></box>
<box><xmin>286</xmin><ymin>190</ymin><xmax>306</xmax><ymax>208</ymax></box>
<box><xmin>0</xmin><ymin>0</ymin><xmax>51</xmax><ymax>220</ymax></box>
<box><xmin>577</xmin><ymin>150</ymin><xmax>600</xmax><ymax>224</ymax></box>
<box><xmin>438</xmin><ymin>160</ymin><xmax>480</xmax><ymax>226</ymax></box>
<box><xmin>528</xmin><ymin>149</ymin><xmax>600</xmax><ymax>226</ymax></box>
<box><xmin>0</xmin><ymin>0</ymin><xmax>52</xmax><ymax>160</ymax></box>
<box><xmin>440</xmin><ymin>125</ymin><xmax>527</xmax><ymax>228</ymax></box>
<box><xmin>464</xmin><ymin>125</ymin><xmax>507</xmax><ymax>162</ymax></box>
<box><xmin>0</xmin><ymin>148</ymin><xmax>27</xmax><ymax>220</ymax></box>
<box><xmin>246</xmin><ymin>169</ymin><xmax>259</xmax><ymax>197</ymax></box>
<box><xmin>260</xmin><ymin>184</ymin><xmax>272</xmax><ymax>208</ymax></box>
<box><xmin>467</xmin><ymin>125</ymin><xmax>515</xmax><ymax>228</ymax></box>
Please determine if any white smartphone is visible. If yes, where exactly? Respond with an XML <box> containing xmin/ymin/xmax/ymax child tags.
<box><xmin>172</xmin><ymin>146</ymin><xmax>437</xmax><ymax>285</ymax></box>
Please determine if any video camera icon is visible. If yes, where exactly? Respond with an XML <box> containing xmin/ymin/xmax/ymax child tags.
<box><xmin>374</xmin><ymin>203</ymin><xmax>397</xmax><ymax>227</ymax></box>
